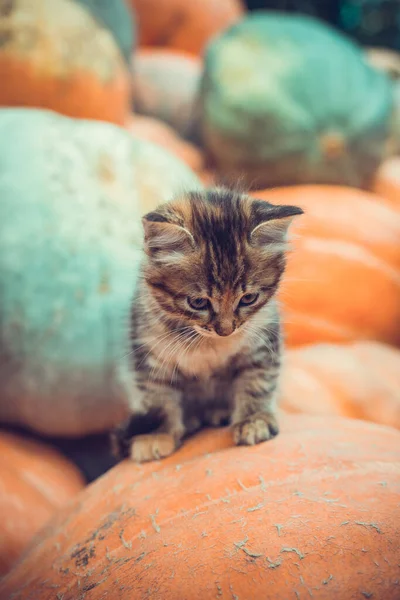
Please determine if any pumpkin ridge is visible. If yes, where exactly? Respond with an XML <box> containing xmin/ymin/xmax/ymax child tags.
<box><xmin>281</xmin><ymin>311</ymin><xmax>356</xmax><ymax>338</ymax></box>
<box><xmin>299</xmin><ymin>237</ymin><xmax>400</xmax><ymax>286</ymax></box>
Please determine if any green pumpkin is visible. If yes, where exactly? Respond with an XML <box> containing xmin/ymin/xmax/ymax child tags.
<box><xmin>0</xmin><ymin>108</ymin><xmax>200</xmax><ymax>437</ymax></box>
<box><xmin>200</xmin><ymin>12</ymin><xmax>394</xmax><ymax>189</ymax></box>
<box><xmin>76</xmin><ymin>0</ymin><xmax>135</xmax><ymax>63</ymax></box>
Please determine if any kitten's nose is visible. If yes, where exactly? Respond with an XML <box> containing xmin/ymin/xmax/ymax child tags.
<box><xmin>215</xmin><ymin>322</ymin><xmax>235</xmax><ymax>337</ymax></box>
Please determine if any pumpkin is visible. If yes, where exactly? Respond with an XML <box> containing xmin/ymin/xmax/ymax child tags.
<box><xmin>1</xmin><ymin>415</ymin><xmax>399</xmax><ymax>599</ymax></box>
<box><xmin>0</xmin><ymin>108</ymin><xmax>200</xmax><ymax>437</ymax></box>
<box><xmin>200</xmin><ymin>12</ymin><xmax>393</xmax><ymax>189</ymax></box>
<box><xmin>76</xmin><ymin>0</ymin><xmax>135</xmax><ymax>64</ymax></box>
<box><xmin>126</xmin><ymin>114</ymin><xmax>204</xmax><ymax>173</ymax></box>
<box><xmin>0</xmin><ymin>0</ymin><xmax>131</xmax><ymax>124</ymax></box>
<box><xmin>255</xmin><ymin>185</ymin><xmax>400</xmax><ymax>347</ymax></box>
<box><xmin>132</xmin><ymin>48</ymin><xmax>202</xmax><ymax>139</ymax></box>
<box><xmin>0</xmin><ymin>430</ymin><xmax>84</xmax><ymax>576</ymax></box>
<box><xmin>281</xmin><ymin>341</ymin><xmax>400</xmax><ymax>429</ymax></box>
<box><xmin>373</xmin><ymin>156</ymin><xmax>400</xmax><ymax>210</ymax></box>
<box><xmin>130</xmin><ymin>0</ymin><xmax>244</xmax><ymax>56</ymax></box>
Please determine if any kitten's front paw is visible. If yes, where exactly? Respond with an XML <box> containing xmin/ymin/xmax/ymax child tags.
<box><xmin>233</xmin><ymin>412</ymin><xmax>279</xmax><ymax>446</ymax></box>
<box><xmin>130</xmin><ymin>433</ymin><xmax>177</xmax><ymax>463</ymax></box>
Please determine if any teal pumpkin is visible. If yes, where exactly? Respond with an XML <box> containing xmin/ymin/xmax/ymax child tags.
<box><xmin>200</xmin><ymin>12</ymin><xmax>394</xmax><ymax>189</ymax></box>
<box><xmin>76</xmin><ymin>0</ymin><xmax>135</xmax><ymax>64</ymax></box>
<box><xmin>0</xmin><ymin>108</ymin><xmax>200</xmax><ymax>437</ymax></box>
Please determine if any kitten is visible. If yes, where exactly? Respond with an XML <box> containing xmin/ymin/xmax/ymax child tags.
<box><xmin>112</xmin><ymin>188</ymin><xmax>303</xmax><ymax>462</ymax></box>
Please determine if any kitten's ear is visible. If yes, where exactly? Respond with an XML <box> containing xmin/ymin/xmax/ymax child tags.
<box><xmin>142</xmin><ymin>212</ymin><xmax>194</xmax><ymax>259</ymax></box>
<box><xmin>250</xmin><ymin>203</ymin><xmax>303</xmax><ymax>247</ymax></box>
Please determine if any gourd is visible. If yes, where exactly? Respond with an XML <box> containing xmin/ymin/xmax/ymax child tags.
<box><xmin>0</xmin><ymin>108</ymin><xmax>200</xmax><ymax>437</ymax></box>
<box><xmin>0</xmin><ymin>430</ymin><xmax>84</xmax><ymax>576</ymax></box>
<box><xmin>130</xmin><ymin>0</ymin><xmax>244</xmax><ymax>55</ymax></box>
<box><xmin>281</xmin><ymin>341</ymin><xmax>400</xmax><ymax>429</ymax></box>
<box><xmin>132</xmin><ymin>48</ymin><xmax>202</xmax><ymax>139</ymax></box>
<box><xmin>1</xmin><ymin>415</ymin><xmax>399</xmax><ymax>599</ymax></box>
<box><xmin>200</xmin><ymin>12</ymin><xmax>393</xmax><ymax>189</ymax></box>
<box><xmin>0</xmin><ymin>0</ymin><xmax>131</xmax><ymax>124</ymax></box>
<box><xmin>255</xmin><ymin>185</ymin><xmax>400</xmax><ymax>347</ymax></box>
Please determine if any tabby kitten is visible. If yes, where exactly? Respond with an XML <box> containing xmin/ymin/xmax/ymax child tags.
<box><xmin>113</xmin><ymin>188</ymin><xmax>303</xmax><ymax>462</ymax></box>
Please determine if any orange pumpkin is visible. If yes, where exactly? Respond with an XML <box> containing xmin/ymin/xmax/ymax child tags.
<box><xmin>373</xmin><ymin>157</ymin><xmax>400</xmax><ymax>210</ymax></box>
<box><xmin>132</xmin><ymin>48</ymin><xmax>202</xmax><ymax>138</ymax></box>
<box><xmin>0</xmin><ymin>430</ymin><xmax>84</xmax><ymax>576</ymax></box>
<box><xmin>126</xmin><ymin>115</ymin><xmax>204</xmax><ymax>173</ymax></box>
<box><xmin>255</xmin><ymin>186</ymin><xmax>400</xmax><ymax>347</ymax></box>
<box><xmin>281</xmin><ymin>341</ymin><xmax>400</xmax><ymax>428</ymax></box>
<box><xmin>0</xmin><ymin>0</ymin><xmax>131</xmax><ymax>124</ymax></box>
<box><xmin>1</xmin><ymin>415</ymin><xmax>399</xmax><ymax>599</ymax></box>
<box><xmin>130</xmin><ymin>0</ymin><xmax>244</xmax><ymax>55</ymax></box>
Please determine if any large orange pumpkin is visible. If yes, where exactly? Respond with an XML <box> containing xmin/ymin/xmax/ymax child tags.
<box><xmin>0</xmin><ymin>430</ymin><xmax>84</xmax><ymax>576</ymax></box>
<box><xmin>130</xmin><ymin>0</ymin><xmax>244</xmax><ymax>55</ymax></box>
<box><xmin>255</xmin><ymin>186</ymin><xmax>400</xmax><ymax>347</ymax></box>
<box><xmin>373</xmin><ymin>157</ymin><xmax>400</xmax><ymax>211</ymax></box>
<box><xmin>126</xmin><ymin>114</ymin><xmax>204</xmax><ymax>173</ymax></box>
<box><xmin>281</xmin><ymin>341</ymin><xmax>400</xmax><ymax>429</ymax></box>
<box><xmin>132</xmin><ymin>48</ymin><xmax>202</xmax><ymax>138</ymax></box>
<box><xmin>1</xmin><ymin>415</ymin><xmax>399</xmax><ymax>599</ymax></box>
<box><xmin>0</xmin><ymin>0</ymin><xmax>131</xmax><ymax>124</ymax></box>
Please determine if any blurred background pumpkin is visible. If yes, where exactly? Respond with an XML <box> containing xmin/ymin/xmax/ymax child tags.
<box><xmin>132</xmin><ymin>48</ymin><xmax>202</xmax><ymax>139</ymax></box>
<box><xmin>0</xmin><ymin>0</ymin><xmax>132</xmax><ymax>123</ymax></box>
<box><xmin>129</xmin><ymin>0</ymin><xmax>245</xmax><ymax>55</ymax></box>
<box><xmin>0</xmin><ymin>430</ymin><xmax>84</xmax><ymax>576</ymax></box>
<box><xmin>281</xmin><ymin>341</ymin><xmax>400</xmax><ymax>428</ymax></box>
<box><xmin>255</xmin><ymin>185</ymin><xmax>400</xmax><ymax>347</ymax></box>
<box><xmin>199</xmin><ymin>12</ymin><xmax>393</xmax><ymax>190</ymax></box>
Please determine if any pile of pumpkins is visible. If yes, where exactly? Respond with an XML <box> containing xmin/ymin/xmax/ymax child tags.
<box><xmin>0</xmin><ymin>1</ymin><xmax>399</xmax><ymax>598</ymax></box>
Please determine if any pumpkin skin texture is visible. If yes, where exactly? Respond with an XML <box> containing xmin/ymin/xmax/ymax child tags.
<box><xmin>255</xmin><ymin>186</ymin><xmax>400</xmax><ymax>347</ymax></box>
<box><xmin>373</xmin><ymin>157</ymin><xmax>400</xmax><ymax>210</ymax></box>
<box><xmin>200</xmin><ymin>12</ymin><xmax>393</xmax><ymax>189</ymax></box>
<box><xmin>0</xmin><ymin>430</ymin><xmax>84</xmax><ymax>576</ymax></box>
<box><xmin>126</xmin><ymin>114</ymin><xmax>204</xmax><ymax>173</ymax></box>
<box><xmin>130</xmin><ymin>0</ymin><xmax>244</xmax><ymax>56</ymax></box>
<box><xmin>281</xmin><ymin>341</ymin><xmax>400</xmax><ymax>429</ymax></box>
<box><xmin>0</xmin><ymin>0</ymin><xmax>131</xmax><ymax>124</ymax></box>
<box><xmin>132</xmin><ymin>48</ymin><xmax>202</xmax><ymax>139</ymax></box>
<box><xmin>0</xmin><ymin>108</ymin><xmax>200</xmax><ymax>437</ymax></box>
<box><xmin>1</xmin><ymin>415</ymin><xmax>399</xmax><ymax>599</ymax></box>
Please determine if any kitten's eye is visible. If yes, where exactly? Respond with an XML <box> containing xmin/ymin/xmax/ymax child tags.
<box><xmin>240</xmin><ymin>293</ymin><xmax>259</xmax><ymax>306</ymax></box>
<box><xmin>188</xmin><ymin>297</ymin><xmax>209</xmax><ymax>311</ymax></box>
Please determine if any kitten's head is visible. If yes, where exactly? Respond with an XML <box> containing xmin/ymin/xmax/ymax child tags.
<box><xmin>142</xmin><ymin>189</ymin><xmax>303</xmax><ymax>338</ymax></box>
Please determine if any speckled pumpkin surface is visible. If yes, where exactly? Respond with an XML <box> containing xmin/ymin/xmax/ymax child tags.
<box><xmin>200</xmin><ymin>12</ymin><xmax>393</xmax><ymax>189</ymax></box>
<box><xmin>0</xmin><ymin>0</ymin><xmax>131</xmax><ymax>123</ymax></box>
<box><xmin>0</xmin><ymin>415</ymin><xmax>399</xmax><ymax>599</ymax></box>
<box><xmin>0</xmin><ymin>108</ymin><xmax>200</xmax><ymax>437</ymax></box>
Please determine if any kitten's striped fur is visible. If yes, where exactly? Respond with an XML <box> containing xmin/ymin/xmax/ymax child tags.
<box><xmin>112</xmin><ymin>188</ymin><xmax>303</xmax><ymax>462</ymax></box>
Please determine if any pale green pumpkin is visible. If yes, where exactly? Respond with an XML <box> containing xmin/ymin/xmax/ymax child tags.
<box><xmin>0</xmin><ymin>109</ymin><xmax>200</xmax><ymax>436</ymax></box>
<box><xmin>200</xmin><ymin>12</ymin><xmax>394</xmax><ymax>189</ymax></box>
